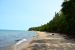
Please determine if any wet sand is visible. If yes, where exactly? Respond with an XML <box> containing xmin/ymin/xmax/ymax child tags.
<box><xmin>3</xmin><ymin>39</ymin><xmax>31</xmax><ymax>50</ymax></box>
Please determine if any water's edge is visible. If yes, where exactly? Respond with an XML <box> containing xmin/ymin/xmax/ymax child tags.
<box><xmin>0</xmin><ymin>30</ymin><xmax>36</xmax><ymax>50</ymax></box>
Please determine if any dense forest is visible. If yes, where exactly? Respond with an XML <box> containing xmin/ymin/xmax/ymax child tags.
<box><xmin>29</xmin><ymin>0</ymin><xmax>75</xmax><ymax>38</ymax></box>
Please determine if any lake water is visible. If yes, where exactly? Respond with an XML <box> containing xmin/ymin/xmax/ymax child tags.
<box><xmin>0</xmin><ymin>30</ymin><xmax>36</xmax><ymax>50</ymax></box>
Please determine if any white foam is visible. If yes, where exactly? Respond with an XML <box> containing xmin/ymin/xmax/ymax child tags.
<box><xmin>16</xmin><ymin>39</ymin><xmax>27</xmax><ymax>45</ymax></box>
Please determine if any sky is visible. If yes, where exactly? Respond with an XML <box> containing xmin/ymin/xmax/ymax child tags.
<box><xmin>0</xmin><ymin>0</ymin><xmax>63</xmax><ymax>30</ymax></box>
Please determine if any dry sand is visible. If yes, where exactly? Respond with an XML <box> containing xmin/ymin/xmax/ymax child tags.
<box><xmin>23</xmin><ymin>31</ymin><xmax>75</xmax><ymax>50</ymax></box>
<box><xmin>5</xmin><ymin>31</ymin><xmax>75</xmax><ymax>50</ymax></box>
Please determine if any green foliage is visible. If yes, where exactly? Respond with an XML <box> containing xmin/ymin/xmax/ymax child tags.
<box><xmin>29</xmin><ymin>0</ymin><xmax>75</xmax><ymax>38</ymax></box>
<box><xmin>62</xmin><ymin>0</ymin><xmax>75</xmax><ymax>34</ymax></box>
<box><xmin>29</xmin><ymin>12</ymin><xmax>67</xmax><ymax>33</ymax></box>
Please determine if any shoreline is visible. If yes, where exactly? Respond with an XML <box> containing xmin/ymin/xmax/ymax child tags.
<box><xmin>23</xmin><ymin>31</ymin><xmax>75</xmax><ymax>50</ymax></box>
<box><xmin>4</xmin><ymin>38</ymin><xmax>34</xmax><ymax>50</ymax></box>
<box><xmin>4</xmin><ymin>31</ymin><xmax>75</xmax><ymax>50</ymax></box>
<box><xmin>1</xmin><ymin>31</ymin><xmax>36</xmax><ymax>50</ymax></box>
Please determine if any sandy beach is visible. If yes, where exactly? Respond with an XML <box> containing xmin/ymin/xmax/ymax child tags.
<box><xmin>23</xmin><ymin>31</ymin><xmax>75</xmax><ymax>50</ymax></box>
<box><xmin>5</xmin><ymin>31</ymin><xmax>75</xmax><ymax>50</ymax></box>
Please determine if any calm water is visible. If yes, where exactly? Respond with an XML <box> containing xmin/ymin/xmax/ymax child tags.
<box><xmin>0</xmin><ymin>30</ymin><xmax>36</xmax><ymax>48</ymax></box>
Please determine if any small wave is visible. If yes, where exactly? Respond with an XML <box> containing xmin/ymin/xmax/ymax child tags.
<box><xmin>16</xmin><ymin>39</ymin><xmax>27</xmax><ymax>45</ymax></box>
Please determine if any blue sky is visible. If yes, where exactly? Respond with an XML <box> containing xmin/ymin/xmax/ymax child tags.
<box><xmin>0</xmin><ymin>0</ymin><xmax>63</xmax><ymax>30</ymax></box>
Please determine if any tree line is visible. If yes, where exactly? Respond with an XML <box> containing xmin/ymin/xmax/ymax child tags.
<box><xmin>29</xmin><ymin>0</ymin><xmax>75</xmax><ymax>38</ymax></box>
